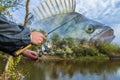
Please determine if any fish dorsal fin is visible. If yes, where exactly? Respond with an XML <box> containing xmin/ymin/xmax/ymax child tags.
<box><xmin>32</xmin><ymin>0</ymin><xmax>76</xmax><ymax>20</ymax></box>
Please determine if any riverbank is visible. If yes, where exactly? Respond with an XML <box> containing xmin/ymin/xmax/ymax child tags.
<box><xmin>1</xmin><ymin>54</ymin><xmax>120</xmax><ymax>62</ymax></box>
<box><xmin>39</xmin><ymin>55</ymin><xmax>110</xmax><ymax>61</ymax></box>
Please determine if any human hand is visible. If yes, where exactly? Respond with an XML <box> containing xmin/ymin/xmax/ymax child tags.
<box><xmin>31</xmin><ymin>32</ymin><xmax>46</xmax><ymax>45</ymax></box>
<box><xmin>22</xmin><ymin>49</ymin><xmax>39</xmax><ymax>61</ymax></box>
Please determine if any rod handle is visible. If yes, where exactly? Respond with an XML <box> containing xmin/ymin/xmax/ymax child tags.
<box><xmin>15</xmin><ymin>44</ymin><xmax>32</xmax><ymax>56</ymax></box>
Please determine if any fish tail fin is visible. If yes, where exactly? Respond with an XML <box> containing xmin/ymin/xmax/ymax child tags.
<box><xmin>32</xmin><ymin>0</ymin><xmax>76</xmax><ymax>20</ymax></box>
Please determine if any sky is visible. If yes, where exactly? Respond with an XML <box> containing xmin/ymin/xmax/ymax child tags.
<box><xmin>10</xmin><ymin>0</ymin><xmax>120</xmax><ymax>45</ymax></box>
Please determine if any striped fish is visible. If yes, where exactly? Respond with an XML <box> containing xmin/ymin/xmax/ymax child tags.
<box><xmin>29</xmin><ymin>0</ymin><xmax>115</xmax><ymax>43</ymax></box>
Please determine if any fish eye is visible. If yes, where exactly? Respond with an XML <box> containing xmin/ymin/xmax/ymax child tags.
<box><xmin>86</xmin><ymin>24</ymin><xmax>95</xmax><ymax>33</ymax></box>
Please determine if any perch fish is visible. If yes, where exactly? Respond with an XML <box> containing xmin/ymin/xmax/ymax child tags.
<box><xmin>29</xmin><ymin>0</ymin><xmax>115</xmax><ymax>43</ymax></box>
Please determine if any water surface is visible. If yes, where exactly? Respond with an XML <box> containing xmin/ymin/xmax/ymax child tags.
<box><xmin>16</xmin><ymin>60</ymin><xmax>120</xmax><ymax>80</ymax></box>
<box><xmin>1</xmin><ymin>58</ymin><xmax>120</xmax><ymax>80</ymax></box>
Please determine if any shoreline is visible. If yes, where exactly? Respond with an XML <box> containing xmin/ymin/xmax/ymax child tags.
<box><xmin>1</xmin><ymin>55</ymin><xmax>120</xmax><ymax>61</ymax></box>
<box><xmin>39</xmin><ymin>55</ymin><xmax>111</xmax><ymax>61</ymax></box>
<box><xmin>38</xmin><ymin>55</ymin><xmax>120</xmax><ymax>61</ymax></box>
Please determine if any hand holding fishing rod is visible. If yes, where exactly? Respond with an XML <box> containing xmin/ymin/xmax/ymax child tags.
<box><xmin>15</xmin><ymin>16</ymin><xmax>75</xmax><ymax>56</ymax></box>
<box><xmin>15</xmin><ymin>32</ymin><xmax>47</xmax><ymax>56</ymax></box>
<box><xmin>15</xmin><ymin>28</ymin><xmax>57</xmax><ymax>56</ymax></box>
<box><xmin>15</xmin><ymin>31</ymin><xmax>53</xmax><ymax>56</ymax></box>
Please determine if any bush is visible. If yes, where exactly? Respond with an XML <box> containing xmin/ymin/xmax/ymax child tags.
<box><xmin>83</xmin><ymin>47</ymin><xmax>98</xmax><ymax>56</ymax></box>
<box><xmin>96</xmin><ymin>43</ymin><xmax>120</xmax><ymax>56</ymax></box>
<box><xmin>71</xmin><ymin>45</ymin><xmax>84</xmax><ymax>56</ymax></box>
<box><xmin>64</xmin><ymin>46</ymin><xmax>73</xmax><ymax>55</ymax></box>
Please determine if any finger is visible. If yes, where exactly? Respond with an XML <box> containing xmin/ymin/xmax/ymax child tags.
<box><xmin>38</xmin><ymin>37</ymin><xmax>44</xmax><ymax>42</ymax></box>
<box><xmin>29</xmin><ymin>52</ymin><xmax>38</xmax><ymax>60</ymax></box>
<box><xmin>39</xmin><ymin>33</ymin><xmax>46</xmax><ymax>39</ymax></box>
<box><xmin>30</xmin><ymin>51</ymin><xmax>38</xmax><ymax>57</ymax></box>
<box><xmin>38</xmin><ymin>40</ymin><xmax>42</xmax><ymax>44</ymax></box>
<box><xmin>33</xmin><ymin>40</ymin><xmax>39</xmax><ymax>45</ymax></box>
<box><xmin>22</xmin><ymin>50</ymin><xmax>38</xmax><ymax>60</ymax></box>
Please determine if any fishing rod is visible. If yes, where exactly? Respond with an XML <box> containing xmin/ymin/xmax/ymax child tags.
<box><xmin>15</xmin><ymin>16</ymin><xmax>77</xmax><ymax>56</ymax></box>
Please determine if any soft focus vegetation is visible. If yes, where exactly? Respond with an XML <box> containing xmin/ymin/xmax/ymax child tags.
<box><xmin>37</xmin><ymin>34</ymin><xmax>120</xmax><ymax>58</ymax></box>
<box><xmin>0</xmin><ymin>0</ymin><xmax>23</xmax><ymax>22</ymax></box>
<box><xmin>0</xmin><ymin>0</ymin><xmax>22</xmax><ymax>13</ymax></box>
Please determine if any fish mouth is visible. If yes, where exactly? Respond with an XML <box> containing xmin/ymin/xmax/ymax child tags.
<box><xmin>90</xmin><ymin>27</ymin><xmax>115</xmax><ymax>43</ymax></box>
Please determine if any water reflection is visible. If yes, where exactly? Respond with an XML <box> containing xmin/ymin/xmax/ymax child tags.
<box><xmin>16</xmin><ymin>60</ymin><xmax>120</xmax><ymax>80</ymax></box>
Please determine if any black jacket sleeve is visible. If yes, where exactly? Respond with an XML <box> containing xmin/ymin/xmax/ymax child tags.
<box><xmin>0</xmin><ymin>14</ymin><xmax>31</xmax><ymax>56</ymax></box>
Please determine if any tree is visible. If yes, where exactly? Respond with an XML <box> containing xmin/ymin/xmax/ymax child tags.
<box><xmin>0</xmin><ymin>0</ymin><xmax>22</xmax><ymax>14</ymax></box>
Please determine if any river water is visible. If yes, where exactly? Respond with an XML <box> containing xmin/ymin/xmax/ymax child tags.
<box><xmin>1</xmin><ymin>58</ymin><xmax>120</xmax><ymax>80</ymax></box>
<box><xmin>12</xmin><ymin>59</ymin><xmax>120</xmax><ymax>80</ymax></box>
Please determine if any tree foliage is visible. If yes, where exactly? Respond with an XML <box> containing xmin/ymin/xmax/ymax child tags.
<box><xmin>40</xmin><ymin>34</ymin><xmax>120</xmax><ymax>58</ymax></box>
<box><xmin>0</xmin><ymin>0</ymin><xmax>22</xmax><ymax>19</ymax></box>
